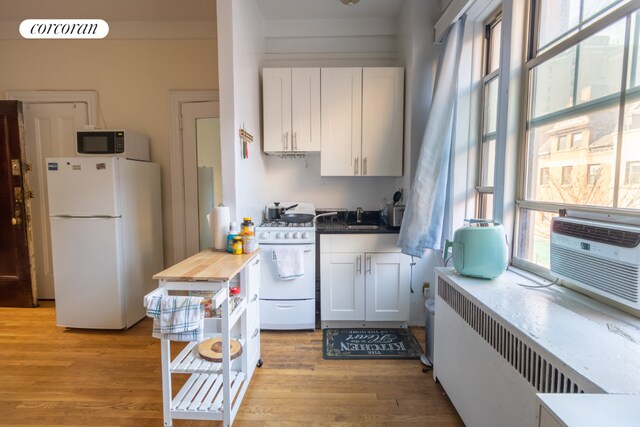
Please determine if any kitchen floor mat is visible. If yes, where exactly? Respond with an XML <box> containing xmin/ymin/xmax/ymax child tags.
<box><xmin>322</xmin><ymin>328</ymin><xmax>422</xmax><ymax>359</ymax></box>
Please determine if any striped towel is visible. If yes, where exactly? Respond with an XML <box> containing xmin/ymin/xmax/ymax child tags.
<box><xmin>146</xmin><ymin>296</ymin><xmax>204</xmax><ymax>342</ymax></box>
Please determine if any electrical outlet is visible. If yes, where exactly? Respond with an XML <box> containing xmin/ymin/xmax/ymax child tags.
<box><xmin>422</xmin><ymin>282</ymin><xmax>430</xmax><ymax>298</ymax></box>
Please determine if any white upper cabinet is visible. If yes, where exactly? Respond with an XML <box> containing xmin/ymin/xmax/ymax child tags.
<box><xmin>262</xmin><ymin>68</ymin><xmax>320</xmax><ymax>153</ymax></box>
<box><xmin>320</xmin><ymin>68</ymin><xmax>362</xmax><ymax>176</ymax></box>
<box><xmin>321</xmin><ymin>67</ymin><xmax>404</xmax><ymax>177</ymax></box>
<box><xmin>362</xmin><ymin>68</ymin><xmax>404</xmax><ymax>177</ymax></box>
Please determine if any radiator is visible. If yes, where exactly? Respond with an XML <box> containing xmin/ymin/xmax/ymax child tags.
<box><xmin>433</xmin><ymin>273</ymin><xmax>604</xmax><ymax>427</ymax></box>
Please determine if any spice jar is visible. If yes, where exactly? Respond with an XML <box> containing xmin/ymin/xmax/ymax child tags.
<box><xmin>229</xmin><ymin>286</ymin><xmax>241</xmax><ymax>311</ymax></box>
<box><xmin>232</xmin><ymin>236</ymin><xmax>243</xmax><ymax>254</ymax></box>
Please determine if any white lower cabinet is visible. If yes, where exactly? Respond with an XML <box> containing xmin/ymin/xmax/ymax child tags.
<box><xmin>320</xmin><ymin>234</ymin><xmax>410</xmax><ymax>328</ymax></box>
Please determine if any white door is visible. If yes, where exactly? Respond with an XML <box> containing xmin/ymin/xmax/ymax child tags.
<box><xmin>46</xmin><ymin>157</ymin><xmax>119</xmax><ymax>216</ymax></box>
<box><xmin>362</xmin><ymin>67</ymin><xmax>404</xmax><ymax>177</ymax></box>
<box><xmin>23</xmin><ymin>102</ymin><xmax>89</xmax><ymax>299</ymax></box>
<box><xmin>181</xmin><ymin>101</ymin><xmax>220</xmax><ymax>256</ymax></box>
<box><xmin>263</xmin><ymin>68</ymin><xmax>292</xmax><ymax>152</ymax></box>
<box><xmin>320</xmin><ymin>68</ymin><xmax>362</xmax><ymax>176</ymax></box>
<box><xmin>320</xmin><ymin>252</ymin><xmax>365</xmax><ymax>321</ymax></box>
<box><xmin>291</xmin><ymin>68</ymin><xmax>320</xmax><ymax>152</ymax></box>
<box><xmin>49</xmin><ymin>216</ymin><xmax>124</xmax><ymax>329</ymax></box>
<box><xmin>365</xmin><ymin>252</ymin><xmax>410</xmax><ymax>321</ymax></box>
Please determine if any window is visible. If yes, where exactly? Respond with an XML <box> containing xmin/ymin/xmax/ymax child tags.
<box><xmin>514</xmin><ymin>0</ymin><xmax>640</xmax><ymax>273</ymax></box>
<box><xmin>626</xmin><ymin>160</ymin><xmax>640</xmax><ymax>184</ymax></box>
<box><xmin>540</xmin><ymin>167</ymin><xmax>550</xmax><ymax>185</ymax></box>
<box><xmin>587</xmin><ymin>163</ymin><xmax>601</xmax><ymax>184</ymax></box>
<box><xmin>477</xmin><ymin>13</ymin><xmax>502</xmax><ymax>220</ymax></box>
<box><xmin>571</xmin><ymin>131</ymin><xmax>583</xmax><ymax>148</ymax></box>
<box><xmin>561</xmin><ymin>165</ymin><xmax>573</xmax><ymax>185</ymax></box>
<box><xmin>557</xmin><ymin>134</ymin><xmax>569</xmax><ymax>150</ymax></box>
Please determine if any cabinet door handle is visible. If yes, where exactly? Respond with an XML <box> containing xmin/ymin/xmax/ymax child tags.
<box><xmin>356</xmin><ymin>255</ymin><xmax>361</xmax><ymax>274</ymax></box>
<box><xmin>253</xmin><ymin>258</ymin><xmax>260</xmax><ymax>266</ymax></box>
<box><xmin>251</xmin><ymin>293</ymin><xmax>258</xmax><ymax>303</ymax></box>
<box><xmin>252</xmin><ymin>328</ymin><xmax>259</xmax><ymax>338</ymax></box>
<box><xmin>366</xmin><ymin>255</ymin><xmax>371</xmax><ymax>274</ymax></box>
<box><xmin>284</xmin><ymin>131</ymin><xmax>289</xmax><ymax>150</ymax></box>
<box><xmin>354</xmin><ymin>157</ymin><xmax>359</xmax><ymax>175</ymax></box>
<box><xmin>293</xmin><ymin>132</ymin><xmax>297</xmax><ymax>151</ymax></box>
<box><xmin>363</xmin><ymin>157</ymin><xmax>367</xmax><ymax>176</ymax></box>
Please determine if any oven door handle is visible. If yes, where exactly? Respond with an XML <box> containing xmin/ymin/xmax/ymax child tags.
<box><xmin>271</xmin><ymin>246</ymin><xmax>313</xmax><ymax>260</ymax></box>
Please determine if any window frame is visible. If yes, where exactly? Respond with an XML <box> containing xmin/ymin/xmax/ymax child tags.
<box><xmin>513</xmin><ymin>0</ymin><xmax>640</xmax><ymax>276</ymax></box>
<box><xmin>477</xmin><ymin>11</ymin><xmax>503</xmax><ymax>219</ymax></box>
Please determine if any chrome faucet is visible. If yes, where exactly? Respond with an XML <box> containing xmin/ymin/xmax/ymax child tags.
<box><xmin>356</xmin><ymin>207</ymin><xmax>363</xmax><ymax>223</ymax></box>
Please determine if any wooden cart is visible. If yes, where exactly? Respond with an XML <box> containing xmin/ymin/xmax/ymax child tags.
<box><xmin>144</xmin><ymin>250</ymin><xmax>261</xmax><ymax>427</ymax></box>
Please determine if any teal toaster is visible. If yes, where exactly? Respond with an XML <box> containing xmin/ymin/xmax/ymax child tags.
<box><xmin>443</xmin><ymin>221</ymin><xmax>508</xmax><ymax>279</ymax></box>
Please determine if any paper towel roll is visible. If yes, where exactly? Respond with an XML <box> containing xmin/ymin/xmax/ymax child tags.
<box><xmin>210</xmin><ymin>206</ymin><xmax>230</xmax><ymax>250</ymax></box>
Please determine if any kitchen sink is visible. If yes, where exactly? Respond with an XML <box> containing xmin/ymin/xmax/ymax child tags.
<box><xmin>347</xmin><ymin>224</ymin><xmax>381</xmax><ymax>230</ymax></box>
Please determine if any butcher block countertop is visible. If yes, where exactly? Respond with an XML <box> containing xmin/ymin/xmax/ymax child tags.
<box><xmin>153</xmin><ymin>249</ymin><xmax>260</xmax><ymax>282</ymax></box>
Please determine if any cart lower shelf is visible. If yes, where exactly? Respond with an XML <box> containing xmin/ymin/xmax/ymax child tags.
<box><xmin>170</xmin><ymin>371</ymin><xmax>247</xmax><ymax>420</ymax></box>
<box><xmin>172</xmin><ymin>338</ymin><xmax>246</xmax><ymax>374</ymax></box>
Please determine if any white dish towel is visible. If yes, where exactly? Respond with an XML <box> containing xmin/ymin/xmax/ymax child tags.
<box><xmin>273</xmin><ymin>247</ymin><xmax>304</xmax><ymax>280</ymax></box>
<box><xmin>146</xmin><ymin>295</ymin><xmax>204</xmax><ymax>342</ymax></box>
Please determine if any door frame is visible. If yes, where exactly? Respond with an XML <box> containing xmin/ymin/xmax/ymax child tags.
<box><xmin>6</xmin><ymin>91</ymin><xmax>99</xmax><ymax>126</ymax></box>
<box><xmin>169</xmin><ymin>90</ymin><xmax>219</xmax><ymax>263</ymax></box>
<box><xmin>5</xmin><ymin>91</ymin><xmax>98</xmax><ymax>301</ymax></box>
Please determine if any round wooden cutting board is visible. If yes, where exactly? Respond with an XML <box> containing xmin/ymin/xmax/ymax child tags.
<box><xmin>197</xmin><ymin>338</ymin><xmax>243</xmax><ymax>362</ymax></box>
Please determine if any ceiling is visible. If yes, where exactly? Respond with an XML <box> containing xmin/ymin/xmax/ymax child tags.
<box><xmin>255</xmin><ymin>0</ymin><xmax>406</xmax><ymax>20</ymax></box>
<box><xmin>0</xmin><ymin>0</ymin><xmax>447</xmax><ymax>23</ymax></box>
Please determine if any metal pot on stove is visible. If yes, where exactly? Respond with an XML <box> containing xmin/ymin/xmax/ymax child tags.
<box><xmin>265</xmin><ymin>202</ymin><xmax>298</xmax><ymax>220</ymax></box>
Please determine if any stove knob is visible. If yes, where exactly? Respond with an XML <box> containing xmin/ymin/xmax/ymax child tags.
<box><xmin>293</xmin><ymin>232</ymin><xmax>301</xmax><ymax>239</ymax></box>
<box><xmin>276</xmin><ymin>232</ymin><xmax>283</xmax><ymax>239</ymax></box>
<box><xmin>302</xmin><ymin>232</ymin><xmax>310</xmax><ymax>239</ymax></box>
<box><xmin>284</xmin><ymin>232</ymin><xmax>292</xmax><ymax>239</ymax></box>
<box><xmin>260</xmin><ymin>232</ymin><xmax>270</xmax><ymax>239</ymax></box>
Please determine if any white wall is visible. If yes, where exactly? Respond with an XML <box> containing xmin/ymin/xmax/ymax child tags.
<box><xmin>0</xmin><ymin>37</ymin><xmax>217</xmax><ymax>267</ymax></box>
<box><xmin>217</xmin><ymin>0</ymin><xmax>267</xmax><ymax>224</ymax></box>
<box><xmin>263</xmin><ymin>156</ymin><xmax>400</xmax><ymax>210</ymax></box>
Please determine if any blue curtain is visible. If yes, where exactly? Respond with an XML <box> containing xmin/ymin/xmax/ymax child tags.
<box><xmin>398</xmin><ymin>16</ymin><xmax>466</xmax><ymax>258</ymax></box>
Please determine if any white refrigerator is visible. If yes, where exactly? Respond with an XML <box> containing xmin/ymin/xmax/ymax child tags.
<box><xmin>46</xmin><ymin>156</ymin><xmax>163</xmax><ymax>329</ymax></box>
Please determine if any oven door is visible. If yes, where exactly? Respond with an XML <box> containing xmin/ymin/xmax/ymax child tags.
<box><xmin>260</xmin><ymin>244</ymin><xmax>315</xmax><ymax>299</ymax></box>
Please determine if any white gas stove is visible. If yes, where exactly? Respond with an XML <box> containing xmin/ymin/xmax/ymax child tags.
<box><xmin>256</xmin><ymin>202</ymin><xmax>316</xmax><ymax>330</ymax></box>
<box><xmin>256</xmin><ymin>202</ymin><xmax>316</xmax><ymax>244</ymax></box>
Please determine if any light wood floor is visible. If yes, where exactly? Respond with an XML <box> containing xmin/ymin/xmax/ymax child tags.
<box><xmin>0</xmin><ymin>301</ymin><xmax>463</xmax><ymax>426</ymax></box>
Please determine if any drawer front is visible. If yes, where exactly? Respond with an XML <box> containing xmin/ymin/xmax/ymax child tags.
<box><xmin>247</xmin><ymin>296</ymin><xmax>260</xmax><ymax>337</ymax></box>
<box><xmin>246</xmin><ymin>299</ymin><xmax>261</xmax><ymax>373</ymax></box>
<box><xmin>246</xmin><ymin>256</ymin><xmax>261</xmax><ymax>296</ymax></box>
<box><xmin>260</xmin><ymin>299</ymin><xmax>315</xmax><ymax>330</ymax></box>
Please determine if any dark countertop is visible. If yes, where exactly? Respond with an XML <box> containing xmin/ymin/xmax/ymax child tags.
<box><xmin>316</xmin><ymin>222</ymin><xmax>400</xmax><ymax>234</ymax></box>
<box><xmin>315</xmin><ymin>209</ymin><xmax>400</xmax><ymax>234</ymax></box>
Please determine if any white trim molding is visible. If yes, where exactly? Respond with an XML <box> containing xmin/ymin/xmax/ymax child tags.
<box><xmin>168</xmin><ymin>90</ymin><xmax>219</xmax><ymax>264</ymax></box>
<box><xmin>5</xmin><ymin>90</ymin><xmax>99</xmax><ymax>126</ymax></box>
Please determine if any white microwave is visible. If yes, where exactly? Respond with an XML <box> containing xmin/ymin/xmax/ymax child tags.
<box><xmin>76</xmin><ymin>129</ymin><xmax>150</xmax><ymax>161</ymax></box>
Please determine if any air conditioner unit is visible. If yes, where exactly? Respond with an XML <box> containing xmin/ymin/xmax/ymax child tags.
<box><xmin>550</xmin><ymin>216</ymin><xmax>640</xmax><ymax>316</ymax></box>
